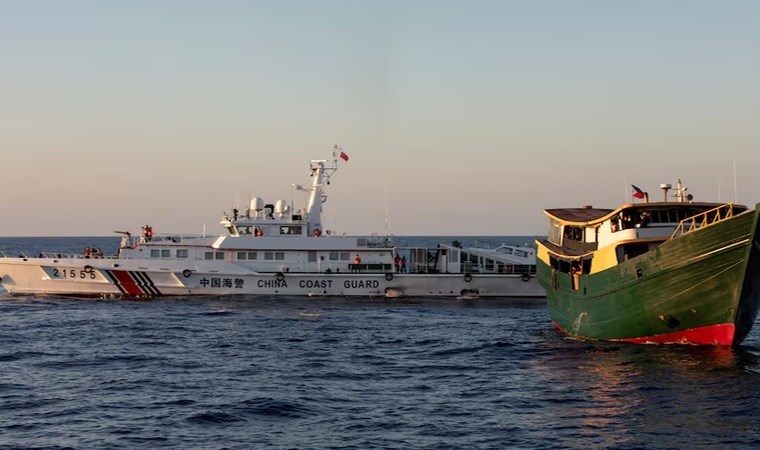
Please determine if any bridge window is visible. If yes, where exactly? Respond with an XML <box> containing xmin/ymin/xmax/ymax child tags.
<box><xmin>564</xmin><ymin>226</ymin><xmax>583</xmax><ymax>242</ymax></box>
<box><xmin>279</xmin><ymin>226</ymin><xmax>302</xmax><ymax>235</ymax></box>
<box><xmin>177</xmin><ymin>249</ymin><xmax>188</xmax><ymax>258</ymax></box>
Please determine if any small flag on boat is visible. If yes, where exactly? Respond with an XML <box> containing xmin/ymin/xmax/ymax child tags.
<box><xmin>632</xmin><ymin>185</ymin><xmax>646</xmax><ymax>199</ymax></box>
<box><xmin>339</xmin><ymin>151</ymin><xmax>349</xmax><ymax>162</ymax></box>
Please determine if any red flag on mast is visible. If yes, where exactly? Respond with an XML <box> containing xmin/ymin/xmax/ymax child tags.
<box><xmin>632</xmin><ymin>185</ymin><xmax>646</xmax><ymax>199</ymax></box>
<box><xmin>339</xmin><ymin>151</ymin><xmax>349</xmax><ymax>162</ymax></box>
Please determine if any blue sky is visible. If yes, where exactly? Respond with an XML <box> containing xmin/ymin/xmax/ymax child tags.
<box><xmin>1</xmin><ymin>1</ymin><xmax>759</xmax><ymax>236</ymax></box>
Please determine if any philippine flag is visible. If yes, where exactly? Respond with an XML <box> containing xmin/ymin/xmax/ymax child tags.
<box><xmin>339</xmin><ymin>151</ymin><xmax>349</xmax><ymax>162</ymax></box>
<box><xmin>632</xmin><ymin>185</ymin><xmax>646</xmax><ymax>199</ymax></box>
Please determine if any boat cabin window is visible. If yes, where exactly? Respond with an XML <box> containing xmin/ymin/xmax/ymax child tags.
<box><xmin>238</xmin><ymin>226</ymin><xmax>253</xmax><ymax>235</ymax></box>
<box><xmin>515</xmin><ymin>249</ymin><xmax>528</xmax><ymax>257</ymax></box>
<box><xmin>177</xmin><ymin>249</ymin><xmax>189</xmax><ymax>258</ymax></box>
<box><xmin>549</xmin><ymin>256</ymin><xmax>592</xmax><ymax>276</ymax></box>
<box><xmin>547</xmin><ymin>219</ymin><xmax>562</xmax><ymax>245</ymax></box>
<box><xmin>563</xmin><ymin>226</ymin><xmax>583</xmax><ymax>242</ymax></box>
<box><xmin>645</xmin><ymin>207</ymin><xmax>696</xmax><ymax>225</ymax></box>
<box><xmin>610</xmin><ymin>216</ymin><xmax>620</xmax><ymax>232</ymax></box>
<box><xmin>205</xmin><ymin>252</ymin><xmax>213</xmax><ymax>260</ymax></box>
<box><xmin>279</xmin><ymin>226</ymin><xmax>302</xmax><ymax>235</ymax></box>
<box><xmin>618</xmin><ymin>210</ymin><xmax>653</xmax><ymax>230</ymax></box>
<box><xmin>329</xmin><ymin>252</ymin><xmax>350</xmax><ymax>261</ymax></box>
<box><xmin>162</xmin><ymin>249</ymin><xmax>170</xmax><ymax>257</ymax></box>
<box><xmin>151</xmin><ymin>249</ymin><xmax>160</xmax><ymax>257</ymax></box>
<box><xmin>263</xmin><ymin>252</ymin><xmax>285</xmax><ymax>261</ymax></box>
<box><xmin>237</xmin><ymin>251</ymin><xmax>258</xmax><ymax>260</ymax></box>
<box><xmin>215</xmin><ymin>252</ymin><xmax>224</xmax><ymax>260</ymax></box>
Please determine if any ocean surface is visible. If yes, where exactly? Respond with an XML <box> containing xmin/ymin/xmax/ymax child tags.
<box><xmin>1</xmin><ymin>236</ymin><xmax>760</xmax><ymax>450</ymax></box>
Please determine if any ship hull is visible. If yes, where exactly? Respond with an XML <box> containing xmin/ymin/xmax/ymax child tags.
<box><xmin>538</xmin><ymin>207</ymin><xmax>760</xmax><ymax>346</ymax></box>
<box><xmin>0</xmin><ymin>260</ymin><xmax>544</xmax><ymax>298</ymax></box>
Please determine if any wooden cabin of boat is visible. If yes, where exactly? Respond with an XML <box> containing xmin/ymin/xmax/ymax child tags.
<box><xmin>538</xmin><ymin>180</ymin><xmax>747</xmax><ymax>284</ymax></box>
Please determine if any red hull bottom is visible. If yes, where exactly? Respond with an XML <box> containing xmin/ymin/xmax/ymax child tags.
<box><xmin>553</xmin><ymin>322</ymin><xmax>736</xmax><ymax>346</ymax></box>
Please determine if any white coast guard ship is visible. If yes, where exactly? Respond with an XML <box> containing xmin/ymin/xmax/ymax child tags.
<box><xmin>0</xmin><ymin>147</ymin><xmax>543</xmax><ymax>299</ymax></box>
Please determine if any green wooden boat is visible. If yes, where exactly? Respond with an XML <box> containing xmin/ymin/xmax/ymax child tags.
<box><xmin>536</xmin><ymin>180</ymin><xmax>760</xmax><ymax>346</ymax></box>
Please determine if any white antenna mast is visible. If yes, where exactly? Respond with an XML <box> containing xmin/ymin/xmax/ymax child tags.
<box><xmin>733</xmin><ymin>156</ymin><xmax>738</xmax><ymax>203</ymax></box>
<box><xmin>384</xmin><ymin>184</ymin><xmax>390</xmax><ymax>237</ymax></box>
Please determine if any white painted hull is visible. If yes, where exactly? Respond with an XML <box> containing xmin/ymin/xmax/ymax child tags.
<box><xmin>0</xmin><ymin>258</ymin><xmax>545</xmax><ymax>298</ymax></box>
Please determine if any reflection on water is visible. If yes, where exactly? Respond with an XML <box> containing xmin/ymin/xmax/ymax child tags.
<box><xmin>529</xmin><ymin>335</ymin><xmax>760</xmax><ymax>449</ymax></box>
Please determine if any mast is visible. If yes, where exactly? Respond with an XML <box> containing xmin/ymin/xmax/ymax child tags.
<box><xmin>673</xmin><ymin>178</ymin><xmax>693</xmax><ymax>203</ymax></box>
<box><xmin>304</xmin><ymin>146</ymin><xmax>342</xmax><ymax>233</ymax></box>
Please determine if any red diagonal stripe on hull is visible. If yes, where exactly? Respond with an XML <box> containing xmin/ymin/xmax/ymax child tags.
<box><xmin>554</xmin><ymin>322</ymin><xmax>736</xmax><ymax>346</ymax></box>
<box><xmin>111</xmin><ymin>270</ymin><xmax>145</xmax><ymax>296</ymax></box>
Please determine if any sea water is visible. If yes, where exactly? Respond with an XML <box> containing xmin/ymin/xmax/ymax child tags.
<box><xmin>1</xmin><ymin>236</ymin><xmax>759</xmax><ymax>449</ymax></box>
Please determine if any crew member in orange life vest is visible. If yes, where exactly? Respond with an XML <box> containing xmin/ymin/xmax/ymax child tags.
<box><xmin>353</xmin><ymin>254</ymin><xmax>361</xmax><ymax>272</ymax></box>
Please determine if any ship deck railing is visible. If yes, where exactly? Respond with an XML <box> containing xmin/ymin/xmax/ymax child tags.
<box><xmin>0</xmin><ymin>250</ymin><xmax>118</xmax><ymax>260</ymax></box>
<box><xmin>135</xmin><ymin>233</ymin><xmax>208</xmax><ymax>244</ymax></box>
<box><xmin>670</xmin><ymin>203</ymin><xmax>736</xmax><ymax>239</ymax></box>
<box><xmin>348</xmin><ymin>263</ymin><xmax>393</xmax><ymax>273</ymax></box>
